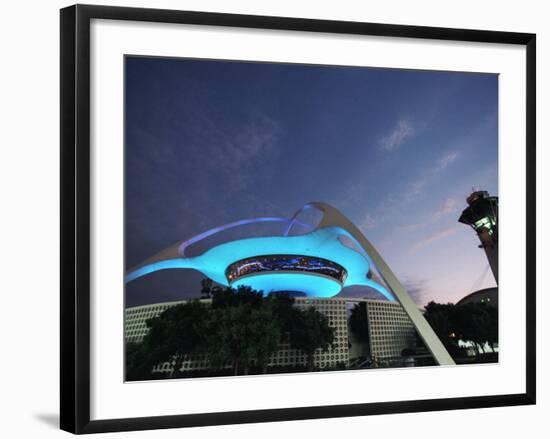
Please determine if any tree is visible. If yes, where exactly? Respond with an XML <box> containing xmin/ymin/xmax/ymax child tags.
<box><xmin>486</xmin><ymin>304</ymin><xmax>498</xmax><ymax>350</ymax></box>
<box><xmin>205</xmin><ymin>286</ymin><xmax>286</xmax><ymax>375</ymax></box>
<box><xmin>206</xmin><ymin>304</ymin><xmax>281</xmax><ymax>375</ymax></box>
<box><xmin>142</xmin><ymin>300</ymin><xmax>210</xmax><ymax>377</ymax></box>
<box><xmin>126</xmin><ymin>341</ymin><xmax>153</xmax><ymax>381</ymax></box>
<box><xmin>290</xmin><ymin>307</ymin><xmax>335</xmax><ymax>371</ymax></box>
<box><xmin>200</xmin><ymin>278</ymin><xmax>213</xmax><ymax>299</ymax></box>
<box><xmin>266</xmin><ymin>292</ymin><xmax>296</xmax><ymax>342</ymax></box>
<box><xmin>349</xmin><ymin>302</ymin><xmax>369</xmax><ymax>344</ymax></box>
<box><xmin>211</xmin><ymin>285</ymin><xmax>264</xmax><ymax>310</ymax></box>
<box><xmin>423</xmin><ymin>301</ymin><xmax>457</xmax><ymax>351</ymax></box>
<box><xmin>424</xmin><ymin>300</ymin><xmax>499</xmax><ymax>359</ymax></box>
<box><xmin>452</xmin><ymin>302</ymin><xmax>493</xmax><ymax>355</ymax></box>
<box><xmin>126</xmin><ymin>284</ymin><xmax>342</xmax><ymax>378</ymax></box>
<box><xmin>200</xmin><ymin>278</ymin><xmax>222</xmax><ymax>299</ymax></box>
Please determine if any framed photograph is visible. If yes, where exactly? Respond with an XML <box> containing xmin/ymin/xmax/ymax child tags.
<box><xmin>60</xmin><ymin>4</ymin><xmax>536</xmax><ymax>434</ymax></box>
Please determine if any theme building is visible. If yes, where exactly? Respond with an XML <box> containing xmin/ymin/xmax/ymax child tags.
<box><xmin>126</xmin><ymin>202</ymin><xmax>454</xmax><ymax>365</ymax></box>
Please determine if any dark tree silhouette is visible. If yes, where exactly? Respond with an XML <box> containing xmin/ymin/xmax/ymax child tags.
<box><xmin>349</xmin><ymin>302</ymin><xmax>369</xmax><ymax>344</ymax></box>
<box><xmin>125</xmin><ymin>341</ymin><xmax>153</xmax><ymax>381</ymax></box>
<box><xmin>126</xmin><ymin>283</ymin><xmax>341</xmax><ymax>378</ymax></box>
<box><xmin>423</xmin><ymin>301</ymin><xmax>457</xmax><ymax>351</ymax></box>
<box><xmin>200</xmin><ymin>278</ymin><xmax>213</xmax><ymax>299</ymax></box>
<box><xmin>211</xmin><ymin>285</ymin><xmax>264</xmax><ymax>309</ymax></box>
<box><xmin>266</xmin><ymin>292</ymin><xmax>296</xmax><ymax>342</ymax></box>
<box><xmin>206</xmin><ymin>287</ymin><xmax>299</xmax><ymax>374</ymax></box>
<box><xmin>486</xmin><ymin>304</ymin><xmax>498</xmax><ymax>350</ymax></box>
<box><xmin>452</xmin><ymin>302</ymin><xmax>494</xmax><ymax>355</ymax></box>
<box><xmin>290</xmin><ymin>307</ymin><xmax>335</xmax><ymax>371</ymax></box>
<box><xmin>423</xmin><ymin>300</ymin><xmax>499</xmax><ymax>359</ymax></box>
<box><xmin>200</xmin><ymin>278</ymin><xmax>222</xmax><ymax>299</ymax></box>
<box><xmin>206</xmin><ymin>304</ymin><xmax>280</xmax><ymax>375</ymax></box>
<box><xmin>142</xmin><ymin>300</ymin><xmax>210</xmax><ymax>377</ymax></box>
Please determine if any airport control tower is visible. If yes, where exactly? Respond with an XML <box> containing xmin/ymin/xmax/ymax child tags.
<box><xmin>458</xmin><ymin>190</ymin><xmax>498</xmax><ymax>283</ymax></box>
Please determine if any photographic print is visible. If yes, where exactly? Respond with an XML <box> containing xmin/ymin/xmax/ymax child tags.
<box><xmin>124</xmin><ymin>56</ymin><xmax>499</xmax><ymax>381</ymax></box>
<box><xmin>60</xmin><ymin>6</ymin><xmax>536</xmax><ymax>432</ymax></box>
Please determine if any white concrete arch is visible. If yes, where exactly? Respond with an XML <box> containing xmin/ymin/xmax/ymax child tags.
<box><xmin>303</xmin><ymin>202</ymin><xmax>455</xmax><ymax>366</ymax></box>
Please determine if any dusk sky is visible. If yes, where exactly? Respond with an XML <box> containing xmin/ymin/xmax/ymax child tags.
<box><xmin>125</xmin><ymin>56</ymin><xmax>498</xmax><ymax>308</ymax></box>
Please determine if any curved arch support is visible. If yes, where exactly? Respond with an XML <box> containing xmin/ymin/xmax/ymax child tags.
<box><xmin>284</xmin><ymin>204</ymin><xmax>317</xmax><ymax>236</ymax></box>
<box><xmin>178</xmin><ymin>217</ymin><xmax>312</xmax><ymax>256</ymax></box>
<box><xmin>126</xmin><ymin>217</ymin><xmax>313</xmax><ymax>281</ymax></box>
<box><xmin>125</xmin><ymin>259</ymin><xmax>191</xmax><ymax>283</ymax></box>
<box><xmin>305</xmin><ymin>202</ymin><xmax>455</xmax><ymax>366</ymax></box>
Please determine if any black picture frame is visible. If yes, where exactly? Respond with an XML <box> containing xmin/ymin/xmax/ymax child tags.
<box><xmin>60</xmin><ymin>4</ymin><xmax>536</xmax><ymax>434</ymax></box>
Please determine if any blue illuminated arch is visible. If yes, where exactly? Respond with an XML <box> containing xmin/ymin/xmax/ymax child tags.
<box><xmin>125</xmin><ymin>202</ymin><xmax>456</xmax><ymax>365</ymax></box>
<box><xmin>126</xmin><ymin>204</ymin><xmax>395</xmax><ymax>300</ymax></box>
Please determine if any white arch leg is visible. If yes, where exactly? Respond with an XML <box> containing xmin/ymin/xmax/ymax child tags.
<box><xmin>308</xmin><ymin>202</ymin><xmax>456</xmax><ymax>366</ymax></box>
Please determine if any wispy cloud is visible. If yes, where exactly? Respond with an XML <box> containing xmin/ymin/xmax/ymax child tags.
<box><xmin>224</xmin><ymin>113</ymin><xmax>281</xmax><ymax>171</ymax></box>
<box><xmin>186</xmin><ymin>111</ymin><xmax>282</xmax><ymax>195</ymax></box>
<box><xmin>437</xmin><ymin>151</ymin><xmax>460</xmax><ymax>170</ymax></box>
<box><xmin>402</xmin><ymin>177</ymin><xmax>428</xmax><ymax>204</ymax></box>
<box><xmin>402</xmin><ymin>278</ymin><xmax>429</xmax><ymax>306</ymax></box>
<box><xmin>130</xmin><ymin>107</ymin><xmax>284</xmax><ymax>233</ymax></box>
<box><xmin>359</xmin><ymin>213</ymin><xmax>378</xmax><ymax>230</ymax></box>
<box><xmin>435</xmin><ymin>197</ymin><xmax>460</xmax><ymax>217</ymax></box>
<box><xmin>412</xmin><ymin>225</ymin><xmax>460</xmax><ymax>250</ymax></box>
<box><xmin>352</xmin><ymin>149</ymin><xmax>462</xmax><ymax>233</ymax></box>
<box><xmin>379</xmin><ymin>119</ymin><xmax>414</xmax><ymax>151</ymax></box>
<box><xmin>399</xmin><ymin>197</ymin><xmax>461</xmax><ymax>233</ymax></box>
<box><xmin>401</xmin><ymin>151</ymin><xmax>461</xmax><ymax>204</ymax></box>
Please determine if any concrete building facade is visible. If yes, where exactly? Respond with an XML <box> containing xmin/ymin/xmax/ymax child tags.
<box><xmin>362</xmin><ymin>299</ymin><xmax>417</xmax><ymax>362</ymax></box>
<box><xmin>125</xmin><ymin>296</ymin><xmax>419</xmax><ymax>373</ymax></box>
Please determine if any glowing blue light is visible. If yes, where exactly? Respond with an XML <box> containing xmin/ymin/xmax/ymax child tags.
<box><xmin>125</xmin><ymin>259</ymin><xmax>197</xmax><ymax>283</ymax></box>
<box><xmin>126</xmin><ymin>225</ymin><xmax>395</xmax><ymax>301</ymax></box>
<box><xmin>232</xmin><ymin>273</ymin><xmax>341</xmax><ymax>298</ymax></box>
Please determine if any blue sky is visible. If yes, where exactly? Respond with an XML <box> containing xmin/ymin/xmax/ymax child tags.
<box><xmin>125</xmin><ymin>56</ymin><xmax>498</xmax><ymax>307</ymax></box>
